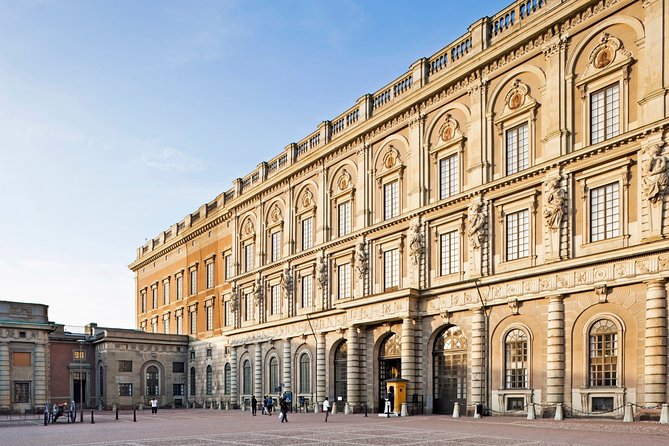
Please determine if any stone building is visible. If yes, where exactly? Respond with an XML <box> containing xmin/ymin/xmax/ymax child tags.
<box><xmin>130</xmin><ymin>0</ymin><xmax>669</xmax><ymax>417</ymax></box>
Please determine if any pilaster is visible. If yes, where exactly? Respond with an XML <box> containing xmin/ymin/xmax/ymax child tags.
<box><xmin>316</xmin><ymin>332</ymin><xmax>326</xmax><ymax>407</ymax></box>
<box><xmin>230</xmin><ymin>348</ymin><xmax>238</xmax><ymax>404</ymax></box>
<box><xmin>401</xmin><ymin>318</ymin><xmax>417</xmax><ymax>397</ymax></box>
<box><xmin>254</xmin><ymin>343</ymin><xmax>262</xmax><ymax>398</ymax></box>
<box><xmin>546</xmin><ymin>295</ymin><xmax>565</xmax><ymax>404</ymax></box>
<box><xmin>346</xmin><ymin>326</ymin><xmax>360</xmax><ymax>409</ymax></box>
<box><xmin>470</xmin><ymin>308</ymin><xmax>486</xmax><ymax>407</ymax></box>
<box><xmin>282</xmin><ymin>339</ymin><xmax>292</xmax><ymax>396</ymax></box>
<box><xmin>644</xmin><ymin>278</ymin><xmax>667</xmax><ymax>406</ymax></box>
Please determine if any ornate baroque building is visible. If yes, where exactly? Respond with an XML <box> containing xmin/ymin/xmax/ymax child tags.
<box><xmin>130</xmin><ymin>0</ymin><xmax>669</xmax><ymax>416</ymax></box>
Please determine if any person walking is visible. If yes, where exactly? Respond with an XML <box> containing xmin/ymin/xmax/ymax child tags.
<box><xmin>251</xmin><ymin>395</ymin><xmax>257</xmax><ymax>416</ymax></box>
<box><xmin>279</xmin><ymin>397</ymin><xmax>288</xmax><ymax>423</ymax></box>
<box><xmin>261</xmin><ymin>395</ymin><xmax>266</xmax><ymax>415</ymax></box>
<box><xmin>322</xmin><ymin>397</ymin><xmax>331</xmax><ymax>422</ymax></box>
<box><xmin>150</xmin><ymin>398</ymin><xmax>158</xmax><ymax>417</ymax></box>
<box><xmin>266</xmin><ymin>396</ymin><xmax>273</xmax><ymax>415</ymax></box>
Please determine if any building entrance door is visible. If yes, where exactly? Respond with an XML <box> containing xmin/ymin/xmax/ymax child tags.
<box><xmin>433</xmin><ymin>325</ymin><xmax>467</xmax><ymax>414</ymax></box>
<box><xmin>378</xmin><ymin>332</ymin><xmax>401</xmax><ymax>412</ymax></box>
<box><xmin>73</xmin><ymin>374</ymin><xmax>86</xmax><ymax>408</ymax></box>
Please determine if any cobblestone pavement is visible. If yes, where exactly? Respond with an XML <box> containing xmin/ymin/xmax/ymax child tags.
<box><xmin>1</xmin><ymin>409</ymin><xmax>669</xmax><ymax>446</ymax></box>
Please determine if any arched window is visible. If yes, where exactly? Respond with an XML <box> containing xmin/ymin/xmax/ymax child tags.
<box><xmin>206</xmin><ymin>365</ymin><xmax>213</xmax><ymax>395</ymax></box>
<box><xmin>146</xmin><ymin>365</ymin><xmax>159</xmax><ymax>396</ymax></box>
<box><xmin>98</xmin><ymin>365</ymin><xmax>104</xmax><ymax>397</ymax></box>
<box><xmin>589</xmin><ymin>319</ymin><xmax>618</xmax><ymax>387</ymax></box>
<box><xmin>269</xmin><ymin>357</ymin><xmax>279</xmax><ymax>393</ymax></box>
<box><xmin>189</xmin><ymin>367</ymin><xmax>196</xmax><ymax>396</ymax></box>
<box><xmin>299</xmin><ymin>353</ymin><xmax>311</xmax><ymax>393</ymax></box>
<box><xmin>504</xmin><ymin>329</ymin><xmax>528</xmax><ymax>389</ymax></box>
<box><xmin>334</xmin><ymin>342</ymin><xmax>347</xmax><ymax>401</ymax></box>
<box><xmin>433</xmin><ymin>326</ymin><xmax>467</xmax><ymax>414</ymax></box>
<box><xmin>224</xmin><ymin>363</ymin><xmax>231</xmax><ymax>395</ymax></box>
<box><xmin>243</xmin><ymin>360</ymin><xmax>252</xmax><ymax>395</ymax></box>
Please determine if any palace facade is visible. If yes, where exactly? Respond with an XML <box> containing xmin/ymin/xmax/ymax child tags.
<box><xmin>130</xmin><ymin>0</ymin><xmax>669</xmax><ymax>417</ymax></box>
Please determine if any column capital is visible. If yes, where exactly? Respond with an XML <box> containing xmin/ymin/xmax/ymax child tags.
<box><xmin>545</xmin><ymin>294</ymin><xmax>566</xmax><ymax>302</ymax></box>
<box><xmin>644</xmin><ymin>278</ymin><xmax>667</xmax><ymax>287</ymax></box>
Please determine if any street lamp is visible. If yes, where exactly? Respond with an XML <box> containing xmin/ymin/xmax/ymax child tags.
<box><xmin>77</xmin><ymin>339</ymin><xmax>86</xmax><ymax>423</ymax></box>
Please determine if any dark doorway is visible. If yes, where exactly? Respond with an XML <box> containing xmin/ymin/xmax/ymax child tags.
<box><xmin>433</xmin><ymin>325</ymin><xmax>467</xmax><ymax>414</ymax></box>
<box><xmin>378</xmin><ymin>332</ymin><xmax>401</xmax><ymax>411</ymax></box>
<box><xmin>73</xmin><ymin>372</ymin><xmax>86</xmax><ymax>408</ymax></box>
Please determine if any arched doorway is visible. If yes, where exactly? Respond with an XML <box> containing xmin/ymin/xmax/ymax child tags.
<box><xmin>433</xmin><ymin>325</ymin><xmax>467</xmax><ymax>414</ymax></box>
<box><xmin>146</xmin><ymin>365</ymin><xmax>159</xmax><ymax>397</ymax></box>
<box><xmin>378</xmin><ymin>332</ymin><xmax>401</xmax><ymax>411</ymax></box>
<box><xmin>334</xmin><ymin>342</ymin><xmax>347</xmax><ymax>405</ymax></box>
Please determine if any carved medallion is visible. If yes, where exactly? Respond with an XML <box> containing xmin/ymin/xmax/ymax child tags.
<box><xmin>301</xmin><ymin>189</ymin><xmax>313</xmax><ymax>208</ymax></box>
<box><xmin>594</xmin><ymin>47</ymin><xmax>613</xmax><ymax>68</ymax></box>
<box><xmin>438</xmin><ymin>114</ymin><xmax>459</xmax><ymax>142</ymax></box>
<box><xmin>338</xmin><ymin>169</ymin><xmax>351</xmax><ymax>191</ymax></box>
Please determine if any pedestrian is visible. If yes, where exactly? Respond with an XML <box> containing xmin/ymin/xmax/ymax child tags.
<box><xmin>150</xmin><ymin>398</ymin><xmax>158</xmax><ymax>417</ymax></box>
<box><xmin>279</xmin><ymin>397</ymin><xmax>288</xmax><ymax>423</ymax></box>
<box><xmin>323</xmin><ymin>397</ymin><xmax>331</xmax><ymax>422</ymax></box>
<box><xmin>266</xmin><ymin>396</ymin><xmax>273</xmax><ymax>415</ymax></box>
<box><xmin>261</xmin><ymin>395</ymin><xmax>266</xmax><ymax>415</ymax></box>
<box><xmin>251</xmin><ymin>395</ymin><xmax>257</xmax><ymax>416</ymax></box>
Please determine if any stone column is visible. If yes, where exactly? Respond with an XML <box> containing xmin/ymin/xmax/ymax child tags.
<box><xmin>34</xmin><ymin>342</ymin><xmax>47</xmax><ymax>407</ymax></box>
<box><xmin>644</xmin><ymin>279</ymin><xmax>667</xmax><ymax>406</ymax></box>
<box><xmin>0</xmin><ymin>342</ymin><xmax>9</xmax><ymax>408</ymax></box>
<box><xmin>254</xmin><ymin>343</ymin><xmax>262</xmax><ymax>398</ymax></box>
<box><xmin>401</xmin><ymin>318</ymin><xmax>417</xmax><ymax>397</ymax></box>
<box><xmin>546</xmin><ymin>295</ymin><xmax>565</xmax><ymax>405</ymax></box>
<box><xmin>346</xmin><ymin>326</ymin><xmax>360</xmax><ymax>409</ymax></box>
<box><xmin>230</xmin><ymin>348</ymin><xmax>238</xmax><ymax>405</ymax></box>
<box><xmin>316</xmin><ymin>332</ymin><xmax>326</xmax><ymax>408</ymax></box>
<box><xmin>282</xmin><ymin>339</ymin><xmax>292</xmax><ymax>395</ymax></box>
<box><xmin>470</xmin><ymin>308</ymin><xmax>486</xmax><ymax>407</ymax></box>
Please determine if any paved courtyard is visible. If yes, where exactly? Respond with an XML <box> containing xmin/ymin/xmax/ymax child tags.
<box><xmin>1</xmin><ymin>409</ymin><xmax>669</xmax><ymax>446</ymax></box>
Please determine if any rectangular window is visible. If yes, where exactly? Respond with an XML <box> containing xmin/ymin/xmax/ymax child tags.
<box><xmin>271</xmin><ymin>285</ymin><xmax>280</xmax><ymax>315</ymax></box>
<box><xmin>118</xmin><ymin>360</ymin><xmax>133</xmax><ymax>372</ymax></box>
<box><xmin>506</xmin><ymin>210</ymin><xmax>529</xmax><ymax>261</ymax></box>
<box><xmin>173</xmin><ymin>383</ymin><xmax>184</xmax><ymax>396</ymax></box>
<box><xmin>505</xmin><ymin>335</ymin><xmax>528</xmax><ymax>389</ymax></box>
<box><xmin>206</xmin><ymin>306</ymin><xmax>213</xmax><ymax>331</ymax></box>
<box><xmin>301</xmin><ymin>275</ymin><xmax>313</xmax><ymax>308</ymax></box>
<box><xmin>224</xmin><ymin>301</ymin><xmax>231</xmax><ymax>326</ymax></box>
<box><xmin>206</xmin><ymin>348</ymin><xmax>212</xmax><ymax>358</ymax></box>
<box><xmin>338</xmin><ymin>264</ymin><xmax>351</xmax><ymax>299</ymax></box>
<box><xmin>302</xmin><ymin>218</ymin><xmax>313</xmax><ymax>250</ymax></box>
<box><xmin>176</xmin><ymin>314</ymin><xmax>183</xmax><ymax>334</ymax></box>
<box><xmin>189</xmin><ymin>269</ymin><xmax>197</xmax><ymax>295</ymax></box>
<box><xmin>172</xmin><ymin>362</ymin><xmax>185</xmax><ymax>373</ymax></box>
<box><xmin>13</xmin><ymin>352</ymin><xmax>31</xmax><ymax>366</ymax></box>
<box><xmin>506</xmin><ymin>123</ymin><xmax>529</xmax><ymax>175</ymax></box>
<box><xmin>590</xmin><ymin>182</ymin><xmax>620</xmax><ymax>242</ymax></box>
<box><xmin>384</xmin><ymin>249</ymin><xmax>399</xmax><ymax>290</ymax></box>
<box><xmin>206</xmin><ymin>262</ymin><xmax>214</xmax><ymax>289</ymax></box>
<box><xmin>152</xmin><ymin>286</ymin><xmax>158</xmax><ymax>309</ymax></box>
<box><xmin>244</xmin><ymin>244</ymin><xmax>254</xmax><ymax>272</ymax></box>
<box><xmin>270</xmin><ymin>231</ymin><xmax>281</xmax><ymax>262</ymax></box>
<box><xmin>439</xmin><ymin>154</ymin><xmax>459</xmax><ymax>199</ymax></box>
<box><xmin>190</xmin><ymin>311</ymin><xmax>197</xmax><ymax>334</ymax></box>
<box><xmin>383</xmin><ymin>181</ymin><xmax>399</xmax><ymax>220</ymax></box>
<box><xmin>163</xmin><ymin>281</ymin><xmax>169</xmax><ymax>305</ymax></box>
<box><xmin>224</xmin><ymin>254</ymin><xmax>233</xmax><ymax>280</ymax></box>
<box><xmin>163</xmin><ymin>316</ymin><xmax>170</xmax><ymax>334</ymax></box>
<box><xmin>73</xmin><ymin>350</ymin><xmax>85</xmax><ymax>361</ymax></box>
<box><xmin>140</xmin><ymin>290</ymin><xmax>147</xmax><ymax>313</ymax></box>
<box><xmin>14</xmin><ymin>382</ymin><xmax>30</xmax><ymax>403</ymax></box>
<box><xmin>118</xmin><ymin>383</ymin><xmax>133</xmax><ymax>396</ymax></box>
<box><xmin>589</xmin><ymin>331</ymin><xmax>618</xmax><ymax>387</ymax></box>
<box><xmin>440</xmin><ymin>231</ymin><xmax>460</xmax><ymax>275</ymax></box>
<box><xmin>245</xmin><ymin>293</ymin><xmax>253</xmax><ymax>321</ymax></box>
<box><xmin>591</xmin><ymin>83</ymin><xmax>620</xmax><ymax>144</ymax></box>
<box><xmin>176</xmin><ymin>276</ymin><xmax>183</xmax><ymax>300</ymax></box>
<box><xmin>151</xmin><ymin>319</ymin><xmax>158</xmax><ymax>333</ymax></box>
<box><xmin>338</xmin><ymin>202</ymin><xmax>351</xmax><ymax>237</ymax></box>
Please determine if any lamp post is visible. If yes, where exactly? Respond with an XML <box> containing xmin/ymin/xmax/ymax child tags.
<box><xmin>77</xmin><ymin>339</ymin><xmax>86</xmax><ymax>423</ymax></box>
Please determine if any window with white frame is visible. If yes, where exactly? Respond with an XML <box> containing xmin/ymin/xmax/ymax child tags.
<box><xmin>163</xmin><ymin>280</ymin><xmax>170</xmax><ymax>305</ymax></box>
<box><xmin>163</xmin><ymin>315</ymin><xmax>170</xmax><ymax>334</ymax></box>
<box><xmin>590</xmin><ymin>182</ymin><xmax>620</xmax><ymax>242</ymax></box>
<box><xmin>244</xmin><ymin>292</ymin><xmax>253</xmax><ymax>321</ymax></box>
<box><xmin>590</xmin><ymin>84</ymin><xmax>620</xmax><ymax>145</ymax></box>
<box><xmin>269</xmin><ymin>356</ymin><xmax>279</xmax><ymax>393</ymax></box>
<box><xmin>206</xmin><ymin>305</ymin><xmax>213</xmax><ymax>331</ymax></box>
<box><xmin>206</xmin><ymin>262</ymin><xmax>214</xmax><ymax>289</ymax></box>
<box><xmin>206</xmin><ymin>365</ymin><xmax>213</xmax><ymax>395</ymax></box>
<box><xmin>244</xmin><ymin>244</ymin><xmax>254</xmax><ymax>272</ymax></box>
<box><xmin>243</xmin><ymin>360</ymin><xmax>251</xmax><ymax>395</ymax></box>
<box><xmin>505</xmin><ymin>329</ymin><xmax>528</xmax><ymax>389</ymax></box>
<box><xmin>440</xmin><ymin>230</ymin><xmax>460</xmax><ymax>275</ymax></box>
<box><xmin>151</xmin><ymin>286</ymin><xmax>158</xmax><ymax>309</ymax></box>
<box><xmin>383</xmin><ymin>249</ymin><xmax>399</xmax><ymax>290</ymax></box>
<box><xmin>270</xmin><ymin>285</ymin><xmax>280</xmax><ymax>315</ymax></box>
<box><xmin>176</xmin><ymin>275</ymin><xmax>183</xmax><ymax>300</ymax></box>
<box><xmin>140</xmin><ymin>290</ymin><xmax>147</xmax><ymax>313</ymax></box>
<box><xmin>439</xmin><ymin>154</ymin><xmax>459</xmax><ymax>199</ymax></box>
<box><xmin>301</xmin><ymin>275</ymin><xmax>313</xmax><ymax>308</ymax></box>
<box><xmin>302</xmin><ymin>217</ymin><xmax>313</xmax><ymax>250</ymax></box>
<box><xmin>506</xmin><ymin>209</ymin><xmax>529</xmax><ymax>261</ymax></box>
<box><xmin>338</xmin><ymin>264</ymin><xmax>351</xmax><ymax>299</ymax></box>
<box><xmin>383</xmin><ymin>181</ymin><xmax>399</xmax><ymax>220</ymax></box>
<box><xmin>151</xmin><ymin>317</ymin><xmax>158</xmax><ymax>333</ymax></box>
<box><xmin>224</xmin><ymin>363</ymin><xmax>231</xmax><ymax>395</ymax></box>
<box><xmin>224</xmin><ymin>254</ymin><xmax>233</xmax><ymax>280</ymax></box>
<box><xmin>189</xmin><ymin>269</ymin><xmax>197</xmax><ymax>295</ymax></box>
<box><xmin>189</xmin><ymin>310</ymin><xmax>197</xmax><ymax>334</ymax></box>
<box><xmin>589</xmin><ymin>319</ymin><xmax>618</xmax><ymax>387</ymax></box>
<box><xmin>299</xmin><ymin>353</ymin><xmax>311</xmax><ymax>393</ymax></box>
<box><xmin>506</xmin><ymin>123</ymin><xmax>529</xmax><ymax>175</ymax></box>
<box><xmin>223</xmin><ymin>300</ymin><xmax>230</xmax><ymax>326</ymax></box>
<box><xmin>270</xmin><ymin>231</ymin><xmax>281</xmax><ymax>262</ymax></box>
<box><xmin>176</xmin><ymin>313</ymin><xmax>183</xmax><ymax>335</ymax></box>
<box><xmin>338</xmin><ymin>201</ymin><xmax>351</xmax><ymax>237</ymax></box>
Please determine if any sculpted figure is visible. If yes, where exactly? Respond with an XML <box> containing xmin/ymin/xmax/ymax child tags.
<box><xmin>315</xmin><ymin>253</ymin><xmax>326</xmax><ymax>290</ymax></box>
<box><xmin>252</xmin><ymin>277</ymin><xmax>262</xmax><ymax>305</ymax></box>
<box><xmin>543</xmin><ymin>176</ymin><xmax>566</xmax><ymax>230</ymax></box>
<box><xmin>466</xmin><ymin>200</ymin><xmax>486</xmax><ymax>249</ymax></box>
<box><xmin>281</xmin><ymin>265</ymin><xmax>292</xmax><ymax>296</ymax></box>
<box><xmin>642</xmin><ymin>144</ymin><xmax>668</xmax><ymax>203</ymax></box>
<box><xmin>355</xmin><ymin>241</ymin><xmax>367</xmax><ymax>280</ymax></box>
<box><xmin>408</xmin><ymin>219</ymin><xmax>424</xmax><ymax>267</ymax></box>
<box><xmin>230</xmin><ymin>286</ymin><xmax>239</xmax><ymax>313</ymax></box>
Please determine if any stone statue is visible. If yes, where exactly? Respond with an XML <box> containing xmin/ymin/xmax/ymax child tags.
<box><xmin>281</xmin><ymin>265</ymin><xmax>292</xmax><ymax>296</ymax></box>
<box><xmin>252</xmin><ymin>277</ymin><xmax>262</xmax><ymax>305</ymax></box>
<box><xmin>315</xmin><ymin>253</ymin><xmax>326</xmax><ymax>290</ymax></box>
<box><xmin>355</xmin><ymin>241</ymin><xmax>367</xmax><ymax>280</ymax></box>
<box><xmin>543</xmin><ymin>176</ymin><xmax>566</xmax><ymax>230</ymax></box>
<box><xmin>642</xmin><ymin>144</ymin><xmax>668</xmax><ymax>203</ymax></box>
<box><xmin>408</xmin><ymin>218</ymin><xmax>424</xmax><ymax>267</ymax></box>
<box><xmin>230</xmin><ymin>286</ymin><xmax>239</xmax><ymax>313</ymax></box>
<box><xmin>466</xmin><ymin>200</ymin><xmax>486</xmax><ymax>249</ymax></box>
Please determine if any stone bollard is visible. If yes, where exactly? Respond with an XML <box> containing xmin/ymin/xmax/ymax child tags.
<box><xmin>473</xmin><ymin>403</ymin><xmax>481</xmax><ymax>419</ymax></box>
<box><xmin>527</xmin><ymin>403</ymin><xmax>536</xmax><ymax>420</ymax></box>
<box><xmin>344</xmin><ymin>402</ymin><xmax>351</xmax><ymax>415</ymax></box>
<box><xmin>660</xmin><ymin>404</ymin><xmax>669</xmax><ymax>424</ymax></box>
<box><xmin>314</xmin><ymin>402</ymin><xmax>319</xmax><ymax>414</ymax></box>
<box><xmin>453</xmin><ymin>402</ymin><xmax>460</xmax><ymax>418</ymax></box>
<box><xmin>400</xmin><ymin>402</ymin><xmax>408</xmax><ymax>417</ymax></box>
<box><xmin>554</xmin><ymin>403</ymin><xmax>564</xmax><ymax>421</ymax></box>
<box><xmin>332</xmin><ymin>402</ymin><xmax>337</xmax><ymax>415</ymax></box>
<box><xmin>623</xmin><ymin>402</ymin><xmax>634</xmax><ymax>422</ymax></box>
<box><xmin>210</xmin><ymin>401</ymin><xmax>213</xmax><ymax>410</ymax></box>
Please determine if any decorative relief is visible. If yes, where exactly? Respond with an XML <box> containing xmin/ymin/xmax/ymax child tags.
<box><xmin>438</xmin><ymin>115</ymin><xmax>460</xmax><ymax>142</ymax></box>
<box><xmin>466</xmin><ymin>200</ymin><xmax>486</xmax><ymax>250</ymax></box>
<box><xmin>382</xmin><ymin>145</ymin><xmax>400</xmax><ymax>170</ymax></box>
<box><xmin>408</xmin><ymin>218</ymin><xmax>424</xmax><ymax>268</ymax></box>
<box><xmin>243</xmin><ymin>220</ymin><xmax>255</xmax><ymax>236</ymax></box>
<box><xmin>270</xmin><ymin>206</ymin><xmax>282</xmax><ymax>224</ymax></box>
<box><xmin>337</xmin><ymin>169</ymin><xmax>352</xmax><ymax>191</ymax></box>
<box><xmin>641</xmin><ymin>144</ymin><xmax>668</xmax><ymax>204</ymax></box>
<box><xmin>659</xmin><ymin>255</ymin><xmax>669</xmax><ymax>272</ymax></box>
<box><xmin>505</xmin><ymin>79</ymin><xmax>529</xmax><ymax>110</ymax></box>
<box><xmin>355</xmin><ymin>240</ymin><xmax>368</xmax><ymax>280</ymax></box>
<box><xmin>543</xmin><ymin>176</ymin><xmax>566</xmax><ymax>231</ymax></box>
<box><xmin>281</xmin><ymin>265</ymin><xmax>292</xmax><ymax>297</ymax></box>
<box><xmin>315</xmin><ymin>253</ymin><xmax>327</xmax><ymax>290</ymax></box>
<box><xmin>508</xmin><ymin>298</ymin><xmax>520</xmax><ymax>315</ymax></box>
<box><xmin>636</xmin><ymin>259</ymin><xmax>651</xmax><ymax>274</ymax></box>
<box><xmin>252</xmin><ymin>277</ymin><xmax>262</xmax><ymax>306</ymax></box>
<box><xmin>301</xmin><ymin>189</ymin><xmax>314</xmax><ymax>209</ymax></box>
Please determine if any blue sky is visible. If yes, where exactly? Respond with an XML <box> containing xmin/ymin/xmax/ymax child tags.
<box><xmin>0</xmin><ymin>0</ymin><xmax>506</xmax><ymax>328</ymax></box>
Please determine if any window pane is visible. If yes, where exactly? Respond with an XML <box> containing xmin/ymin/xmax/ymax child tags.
<box><xmin>338</xmin><ymin>202</ymin><xmax>351</xmax><ymax>237</ymax></box>
<box><xmin>302</xmin><ymin>276</ymin><xmax>313</xmax><ymax>308</ymax></box>
<box><xmin>384</xmin><ymin>181</ymin><xmax>399</xmax><ymax>220</ymax></box>
<box><xmin>590</xmin><ymin>183</ymin><xmax>620</xmax><ymax>242</ymax></box>
<box><xmin>440</xmin><ymin>231</ymin><xmax>460</xmax><ymax>275</ymax></box>
<box><xmin>384</xmin><ymin>249</ymin><xmax>399</xmax><ymax>289</ymax></box>
<box><xmin>506</xmin><ymin>210</ymin><xmax>529</xmax><ymax>261</ymax></box>
<box><xmin>439</xmin><ymin>154</ymin><xmax>459</xmax><ymax>199</ymax></box>
<box><xmin>505</xmin><ymin>329</ymin><xmax>528</xmax><ymax>389</ymax></box>
<box><xmin>338</xmin><ymin>264</ymin><xmax>351</xmax><ymax>299</ymax></box>
<box><xmin>506</xmin><ymin>123</ymin><xmax>529</xmax><ymax>175</ymax></box>
<box><xmin>302</xmin><ymin>218</ymin><xmax>313</xmax><ymax>250</ymax></box>
<box><xmin>271</xmin><ymin>232</ymin><xmax>281</xmax><ymax>262</ymax></box>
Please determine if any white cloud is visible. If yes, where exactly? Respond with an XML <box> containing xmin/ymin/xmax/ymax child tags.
<box><xmin>140</xmin><ymin>146</ymin><xmax>205</xmax><ymax>172</ymax></box>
